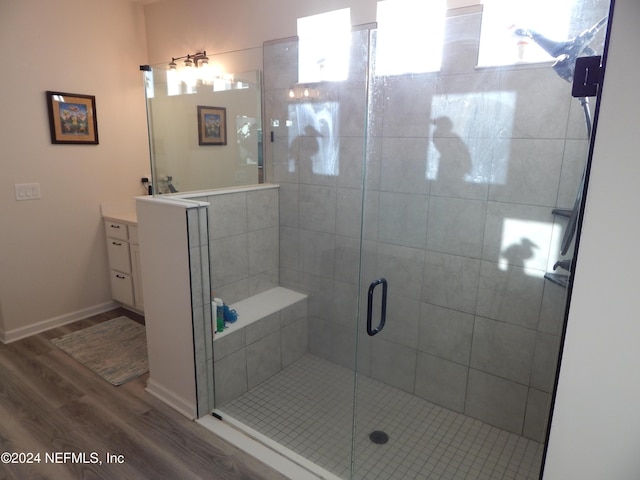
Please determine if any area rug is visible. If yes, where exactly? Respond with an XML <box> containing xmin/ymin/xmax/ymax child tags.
<box><xmin>51</xmin><ymin>316</ymin><xmax>148</xmax><ymax>386</ymax></box>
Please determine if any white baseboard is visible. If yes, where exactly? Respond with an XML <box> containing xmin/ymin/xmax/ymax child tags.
<box><xmin>0</xmin><ymin>301</ymin><xmax>118</xmax><ymax>344</ymax></box>
<box><xmin>146</xmin><ymin>378</ymin><xmax>197</xmax><ymax>419</ymax></box>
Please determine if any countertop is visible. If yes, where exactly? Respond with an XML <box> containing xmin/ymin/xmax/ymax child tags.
<box><xmin>101</xmin><ymin>199</ymin><xmax>138</xmax><ymax>225</ymax></box>
<box><xmin>102</xmin><ymin>211</ymin><xmax>138</xmax><ymax>225</ymax></box>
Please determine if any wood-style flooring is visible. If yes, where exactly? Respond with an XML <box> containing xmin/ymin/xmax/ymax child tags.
<box><xmin>0</xmin><ymin>308</ymin><xmax>289</xmax><ymax>480</ymax></box>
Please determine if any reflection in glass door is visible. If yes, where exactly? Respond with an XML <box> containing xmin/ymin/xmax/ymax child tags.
<box><xmin>212</xmin><ymin>1</ymin><xmax>612</xmax><ymax>479</ymax></box>
<box><xmin>352</xmin><ymin>3</ymin><xmax>611</xmax><ymax>479</ymax></box>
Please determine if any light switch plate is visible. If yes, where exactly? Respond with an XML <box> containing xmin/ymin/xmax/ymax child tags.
<box><xmin>15</xmin><ymin>183</ymin><xmax>41</xmax><ymax>200</ymax></box>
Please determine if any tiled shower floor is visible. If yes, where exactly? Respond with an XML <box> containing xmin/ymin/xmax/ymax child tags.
<box><xmin>217</xmin><ymin>354</ymin><xmax>544</xmax><ymax>480</ymax></box>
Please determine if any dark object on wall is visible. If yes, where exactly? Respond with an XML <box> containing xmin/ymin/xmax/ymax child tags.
<box><xmin>46</xmin><ymin>91</ymin><xmax>99</xmax><ymax>145</ymax></box>
<box><xmin>514</xmin><ymin>16</ymin><xmax>608</xmax><ymax>83</ymax></box>
<box><xmin>197</xmin><ymin>105</ymin><xmax>227</xmax><ymax>145</ymax></box>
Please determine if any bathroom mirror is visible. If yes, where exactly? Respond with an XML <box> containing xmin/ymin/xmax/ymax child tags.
<box><xmin>142</xmin><ymin>60</ymin><xmax>263</xmax><ymax>194</ymax></box>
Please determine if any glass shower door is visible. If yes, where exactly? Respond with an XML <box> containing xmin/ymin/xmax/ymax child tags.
<box><xmin>220</xmin><ymin>2</ymin><xmax>610</xmax><ymax>478</ymax></box>
<box><xmin>212</xmin><ymin>29</ymin><xmax>372</xmax><ymax>480</ymax></box>
<box><xmin>352</xmin><ymin>3</ymin><xmax>611</xmax><ymax>478</ymax></box>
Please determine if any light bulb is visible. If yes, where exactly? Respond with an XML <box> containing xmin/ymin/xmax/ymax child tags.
<box><xmin>182</xmin><ymin>64</ymin><xmax>197</xmax><ymax>89</ymax></box>
<box><xmin>199</xmin><ymin>60</ymin><xmax>213</xmax><ymax>85</ymax></box>
<box><xmin>166</xmin><ymin>68</ymin><xmax>181</xmax><ymax>95</ymax></box>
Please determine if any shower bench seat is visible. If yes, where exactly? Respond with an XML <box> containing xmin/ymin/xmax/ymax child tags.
<box><xmin>214</xmin><ymin>287</ymin><xmax>307</xmax><ymax>341</ymax></box>
<box><xmin>212</xmin><ymin>287</ymin><xmax>309</xmax><ymax>406</ymax></box>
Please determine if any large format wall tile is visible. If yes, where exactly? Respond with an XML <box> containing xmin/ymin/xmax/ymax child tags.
<box><xmin>382</xmin><ymin>75</ymin><xmax>437</xmax><ymax>138</ymax></box>
<box><xmin>427</xmin><ymin>196</ymin><xmax>487</xmax><ymax>258</ymax></box>
<box><xmin>531</xmin><ymin>332</ymin><xmax>562</xmax><ymax>393</ymax></box>
<box><xmin>248</xmin><ymin>227</ymin><xmax>279</xmax><ymax>276</ymax></box>
<box><xmin>422</xmin><ymin>251</ymin><xmax>480</xmax><ymax>314</ymax></box>
<box><xmin>247</xmin><ymin>188</ymin><xmax>279</xmax><ymax>230</ymax></box>
<box><xmin>465</xmin><ymin>369</ymin><xmax>528</xmax><ymax>435</ymax></box>
<box><xmin>380</xmin><ymin>137</ymin><xmax>431</xmax><ymax>194</ymax></box>
<box><xmin>208</xmin><ymin>192</ymin><xmax>247</xmax><ymax>239</ymax></box>
<box><xmin>206</xmin><ymin>187</ymin><xmax>280</xmax><ymax>301</ymax></box>
<box><xmin>263</xmin><ymin>39</ymin><xmax>298</xmax><ymax>90</ymax></box>
<box><xmin>335</xmin><ymin>187</ymin><xmax>364</xmax><ymax>239</ymax></box>
<box><xmin>379</xmin><ymin>294</ymin><xmax>421</xmax><ymax>350</ymax></box>
<box><xmin>282</xmin><ymin>317</ymin><xmax>309</xmax><ymax>367</ymax></box>
<box><xmin>299</xmin><ymin>230</ymin><xmax>335</xmax><ymax>278</ymax></box>
<box><xmin>523</xmin><ymin>388</ymin><xmax>552</xmax><ymax>442</ymax></box>
<box><xmin>211</xmin><ymin>234</ymin><xmax>249</xmax><ymax>286</ymax></box>
<box><xmin>557</xmin><ymin>139</ymin><xmax>590</xmax><ymax>208</ymax></box>
<box><xmin>376</xmin><ymin>243</ymin><xmax>425</xmax><ymax>301</ymax></box>
<box><xmin>247</xmin><ymin>331</ymin><xmax>282</xmax><ymax>390</ymax></box>
<box><xmin>378</xmin><ymin>192</ymin><xmax>429</xmax><ymax>249</ymax></box>
<box><xmin>415</xmin><ymin>352</ymin><xmax>469</xmax><ymax>413</ymax></box>
<box><xmin>419</xmin><ymin>303</ymin><xmax>474</xmax><ymax>366</ymax></box>
<box><xmin>263</xmin><ymin>25</ymin><xmax>579</xmax><ymax>439</ymax></box>
<box><xmin>428</xmin><ymin>136</ymin><xmax>492</xmax><ymax>201</ymax></box>
<box><xmin>214</xmin><ymin>349</ymin><xmax>248</xmax><ymax>407</ymax></box>
<box><xmin>482</xmin><ymin>202</ymin><xmax>555</xmax><ymax>272</ymax></box>
<box><xmin>475</xmin><ymin>260</ymin><xmax>544</xmax><ymax>329</ymax></box>
<box><xmin>500</xmin><ymin>68</ymin><xmax>571</xmax><ymax>140</ymax></box>
<box><xmin>370</xmin><ymin>337</ymin><xmax>417</xmax><ymax>393</ymax></box>
<box><xmin>299</xmin><ymin>184</ymin><xmax>337</xmax><ymax>233</ymax></box>
<box><xmin>470</xmin><ymin>316</ymin><xmax>537</xmax><ymax>385</ymax></box>
<box><xmin>489</xmin><ymin>139</ymin><xmax>564</xmax><ymax>207</ymax></box>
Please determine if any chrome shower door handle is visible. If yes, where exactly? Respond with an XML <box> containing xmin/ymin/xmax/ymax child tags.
<box><xmin>367</xmin><ymin>278</ymin><xmax>388</xmax><ymax>336</ymax></box>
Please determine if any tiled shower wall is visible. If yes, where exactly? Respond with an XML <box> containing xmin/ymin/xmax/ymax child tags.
<box><xmin>189</xmin><ymin>187</ymin><xmax>280</xmax><ymax>414</ymax></box>
<box><xmin>262</xmin><ymin>9</ymin><xmax>600</xmax><ymax>441</ymax></box>
<box><xmin>192</xmin><ymin>186</ymin><xmax>280</xmax><ymax>305</ymax></box>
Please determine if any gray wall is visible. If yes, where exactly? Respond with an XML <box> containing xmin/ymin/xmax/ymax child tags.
<box><xmin>262</xmin><ymin>9</ymin><xmax>600</xmax><ymax>441</ymax></box>
<box><xmin>192</xmin><ymin>186</ymin><xmax>280</xmax><ymax>304</ymax></box>
<box><xmin>190</xmin><ymin>186</ymin><xmax>280</xmax><ymax>414</ymax></box>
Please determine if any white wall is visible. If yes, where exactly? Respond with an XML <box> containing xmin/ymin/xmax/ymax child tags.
<box><xmin>142</xmin><ymin>0</ymin><xmax>375</xmax><ymax>68</ymax></box>
<box><xmin>0</xmin><ymin>0</ymin><xmax>150</xmax><ymax>339</ymax></box>
<box><xmin>542</xmin><ymin>1</ymin><xmax>640</xmax><ymax>478</ymax></box>
<box><xmin>142</xmin><ymin>0</ymin><xmax>478</xmax><ymax>69</ymax></box>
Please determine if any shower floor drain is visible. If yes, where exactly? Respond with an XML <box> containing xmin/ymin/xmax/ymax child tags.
<box><xmin>369</xmin><ymin>430</ymin><xmax>389</xmax><ymax>445</ymax></box>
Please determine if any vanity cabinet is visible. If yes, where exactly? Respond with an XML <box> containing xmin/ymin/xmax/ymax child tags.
<box><xmin>104</xmin><ymin>220</ymin><xmax>144</xmax><ymax>312</ymax></box>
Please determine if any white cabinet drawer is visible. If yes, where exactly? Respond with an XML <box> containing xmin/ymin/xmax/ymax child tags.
<box><xmin>110</xmin><ymin>271</ymin><xmax>134</xmax><ymax>306</ymax></box>
<box><xmin>107</xmin><ymin>238</ymin><xmax>131</xmax><ymax>274</ymax></box>
<box><xmin>102</xmin><ymin>215</ymin><xmax>142</xmax><ymax>312</ymax></box>
<box><xmin>105</xmin><ymin>221</ymin><xmax>128</xmax><ymax>241</ymax></box>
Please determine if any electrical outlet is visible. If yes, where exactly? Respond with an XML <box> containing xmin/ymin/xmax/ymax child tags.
<box><xmin>15</xmin><ymin>183</ymin><xmax>41</xmax><ymax>201</ymax></box>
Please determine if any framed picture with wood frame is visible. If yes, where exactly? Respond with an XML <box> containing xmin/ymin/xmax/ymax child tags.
<box><xmin>46</xmin><ymin>91</ymin><xmax>99</xmax><ymax>144</ymax></box>
<box><xmin>197</xmin><ymin>105</ymin><xmax>227</xmax><ymax>145</ymax></box>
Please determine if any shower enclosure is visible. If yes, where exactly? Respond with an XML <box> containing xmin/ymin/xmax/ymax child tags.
<box><xmin>207</xmin><ymin>2</ymin><xmax>611</xmax><ymax>479</ymax></box>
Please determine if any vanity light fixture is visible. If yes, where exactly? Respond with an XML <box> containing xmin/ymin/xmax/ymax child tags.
<box><xmin>168</xmin><ymin>51</ymin><xmax>214</xmax><ymax>87</ymax></box>
<box><xmin>168</xmin><ymin>51</ymin><xmax>209</xmax><ymax>69</ymax></box>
